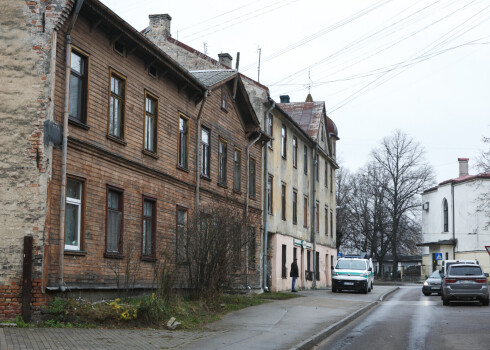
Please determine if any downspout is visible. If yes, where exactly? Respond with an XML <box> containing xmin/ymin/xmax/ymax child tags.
<box><xmin>451</xmin><ymin>181</ymin><xmax>455</xmax><ymax>259</ymax></box>
<box><xmin>263</xmin><ymin>99</ymin><xmax>275</xmax><ymax>292</ymax></box>
<box><xmin>245</xmin><ymin>131</ymin><xmax>263</xmax><ymax>289</ymax></box>
<box><xmin>312</xmin><ymin>144</ymin><xmax>318</xmax><ymax>288</ymax></box>
<box><xmin>58</xmin><ymin>0</ymin><xmax>85</xmax><ymax>292</ymax></box>
<box><xmin>195</xmin><ymin>90</ymin><xmax>209</xmax><ymax>228</ymax></box>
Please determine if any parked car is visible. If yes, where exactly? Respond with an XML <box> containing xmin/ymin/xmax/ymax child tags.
<box><xmin>422</xmin><ymin>270</ymin><xmax>442</xmax><ymax>296</ymax></box>
<box><xmin>332</xmin><ymin>257</ymin><xmax>374</xmax><ymax>294</ymax></box>
<box><xmin>441</xmin><ymin>264</ymin><xmax>489</xmax><ymax>306</ymax></box>
<box><xmin>441</xmin><ymin>259</ymin><xmax>479</xmax><ymax>275</ymax></box>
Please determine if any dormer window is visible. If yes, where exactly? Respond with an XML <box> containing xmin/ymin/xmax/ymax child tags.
<box><xmin>114</xmin><ymin>40</ymin><xmax>125</xmax><ymax>56</ymax></box>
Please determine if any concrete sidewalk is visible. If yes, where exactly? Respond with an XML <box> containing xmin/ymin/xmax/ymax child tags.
<box><xmin>0</xmin><ymin>286</ymin><xmax>398</xmax><ymax>350</ymax></box>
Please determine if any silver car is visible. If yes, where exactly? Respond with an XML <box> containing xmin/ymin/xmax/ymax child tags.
<box><xmin>422</xmin><ymin>270</ymin><xmax>442</xmax><ymax>296</ymax></box>
<box><xmin>441</xmin><ymin>264</ymin><xmax>489</xmax><ymax>306</ymax></box>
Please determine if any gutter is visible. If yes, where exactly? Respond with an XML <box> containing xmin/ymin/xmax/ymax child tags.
<box><xmin>312</xmin><ymin>143</ymin><xmax>318</xmax><ymax>288</ymax></box>
<box><xmin>451</xmin><ymin>181</ymin><xmax>455</xmax><ymax>259</ymax></box>
<box><xmin>262</xmin><ymin>98</ymin><xmax>275</xmax><ymax>292</ymax></box>
<box><xmin>58</xmin><ymin>0</ymin><xmax>85</xmax><ymax>292</ymax></box>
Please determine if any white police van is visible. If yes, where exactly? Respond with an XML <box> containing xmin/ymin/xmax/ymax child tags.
<box><xmin>332</xmin><ymin>257</ymin><xmax>374</xmax><ymax>294</ymax></box>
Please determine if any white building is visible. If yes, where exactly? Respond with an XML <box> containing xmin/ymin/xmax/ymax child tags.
<box><xmin>420</xmin><ymin>158</ymin><xmax>490</xmax><ymax>277</ymax></box>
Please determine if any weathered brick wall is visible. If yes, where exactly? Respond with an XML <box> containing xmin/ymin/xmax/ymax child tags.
<box><xmin>0</xmin><ymin>0</ymin><xmax>72</xmax><ymax>320</ymax></box>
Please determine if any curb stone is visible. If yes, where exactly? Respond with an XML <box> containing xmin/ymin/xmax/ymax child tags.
<box><xmin>291</xmin><ymin>287</ymin><xmax>400</xmax><ymax>350</ymax></box>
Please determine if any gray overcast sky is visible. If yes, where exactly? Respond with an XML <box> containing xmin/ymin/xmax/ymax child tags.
<box><xmin>100</xmin><ymin>0</ymin><xmax>490</xmax><ymax>184</ymax></box>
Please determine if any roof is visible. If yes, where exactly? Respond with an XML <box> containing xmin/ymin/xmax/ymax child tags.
<box><xmin>424</xmin><ymin>172</ymin><xmax>490</xmax><ymax>193</ymax></box>
<box><xmin>277</xmin><ymin>102</ymin><xmax>325</xmax><ymax>141</ymax></box>
<box><xmin>190</xmin><ymin>70</ymin><xmax>237</xmax><ymax>88</ymax></box>
<box><xmin>417</xmin><ymin>239</ymin><xmax>457</xmax><ymax>247</ymax></box>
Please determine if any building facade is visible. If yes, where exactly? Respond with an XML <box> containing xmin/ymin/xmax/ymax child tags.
<box><xmin>420</xmin><ymin>158</ymin><xmax>490</xmax><ymax>277</ymax></box>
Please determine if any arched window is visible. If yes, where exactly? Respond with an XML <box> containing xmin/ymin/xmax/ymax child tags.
<box><xmin>443</xmin><ymin>198</ymin><xmax>448</xmax><ymax>232</ymax></box>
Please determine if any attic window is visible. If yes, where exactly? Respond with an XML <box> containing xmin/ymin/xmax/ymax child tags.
<box><xmin>114</xmin><ymin>41</ymin><xmax>125</xmax><ymax>56</ymax></box>
<box><xmin>321</xmin><ymin>125</ymin><xmax>325</xmax><ymax>141</ymax></box>
<box><xmin>148</xmin><ymin>65</ymin><xmax>157</xmax><ymax>78</ymax></box>
<box><xmin>221</xmin><ymin>90</ymin><xmax>228</xmax><ymax>112</ymax></box>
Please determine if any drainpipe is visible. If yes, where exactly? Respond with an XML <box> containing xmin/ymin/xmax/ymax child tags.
<box><xmin>245</xmin><ymin>131</ymin><xmax>263</xmax><ymax>289</ymax></box>
<box><xmin>312</xmin><ymin>144</ymin><xmax>318</xmax><ymax>288</ymax></box>
<box><xmin>263</xmin><ymin>98</ymin><xmax>275</xmax><ymax>292</ymax></box>
<box><xmin>451</xmin><ymin>181</ymin><xmax>455</xmax><ymax>259</ymax></box>
<box><xmin>58</xmin><ymin>0</ymin><xmax>85</xmax><ymax>292</ymax></box>
<box><xmin>195</xmin><ymin>90</ymin><xmax>209</xmax><ymax>228</ymax></box>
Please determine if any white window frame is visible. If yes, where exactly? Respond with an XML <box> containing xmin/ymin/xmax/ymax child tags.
<box><xmin>65</xmin><ymin>179</ymin><xmax>82</xmax><ymax>250</ymax></box>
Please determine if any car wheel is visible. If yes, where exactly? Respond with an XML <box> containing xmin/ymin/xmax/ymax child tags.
<box><xmin>371</xmin><ymin>282</ymin><xmax>373</xmax><ymax>290</ymax></box>
<box><xmin>442</xmin><ymin>294</ymin><xmax>450</xmax><ymax>306</ymax></box>
<box><xmin>482</xmin><ymin>297</ymin><xmax>489</xmax><ymax>306</ymax></box>
<box><xmin>423</xmin><ymin>291</ymin><xmax>431</xmax><ymax>296</ymax></box>
<box><xmin>362</xmin><ymin>284</ymin><xmax>368</xmax><ymax>294</ymax></box>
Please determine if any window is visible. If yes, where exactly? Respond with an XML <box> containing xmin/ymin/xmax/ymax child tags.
<box><xmin>114</xmin><ymin>40</ymin><xmax>125</xmax><ymax>55</ymax></box>
<box><xmin>292</xmin><ymin>136</ymin><xmax>298</xmax><ymax>168</ymax></box>
<box><xmin>303</xmin><ymin>196</ymin><xmax>308</xmax><ymax>228</ymax></box>
<box><xmin>321</xmin><ymin>125</ymin><xmax>325</xmax><ymax>142</ymax></box>
<box><xmin>292</xmin><ymin>191</ymin><xmax>298</xmax><ymax>225</ymax></box>
<box><xmin>293</xmin><ymin>247</ymin><xmax>297</xmax><ymax>261</ymax></box>
<box><xmin>330</xmin><ymin>167</ymin><xmax>334</xmax><ymax>192</ymax></box>
<box><xmin>178</xmin><ymin>114</ymin><xmax>189</xmax><ymax>169</ymax></box>
<box><xmin>201</xmin><ymin>127</ymin><xmax>210</xmax><ymax>177</ymax></box>
<box><xmin>106</xmin><ymin>187</ymin><xmax>123</xmax><ymax>255</ymax></box>
<box><xmin>267</xmin><ymin>175</ymin><xmax>273</xmax><ymax>215</ymax></box>
<box><xmin>325</xmin><ymin>207</ymin><xmax>328</xmax><ymax>236</ymax></box>
<box><xmin>69</xmin><ymin>49</ymin><xmax>88</xmax><ymax>123</ymax></box>
<box><xmin>281</xmin><ymin>183</ymin><xmax>286</xmax><ymax>221</ymax></box>
<box><xmin>267</xmin><ymin>113</ymin><xmax>273</xmax><ymax>148</ymax></box>
<box><xmin>325</xmin><ymin>161</ymin><xmax>328</xmax><ymax>188</ymax></box>
<box><xmin>443</xmin><ymin>198</ymin><xmax>448</xmax><ymax>232</ymax></box>
<box><xmin>316</xmin><ymin>201</ymin><xmax>319</xmax><ymax>233</ymax></box>
<box><xmin>281</xmin><ymin>245</ymin><xmax>287</xmax><ymax>278</ymax></box>
<box><xmin>315</xmin><ymin>154</ymin><xmax>319</xmax><ymax>181</ymax></box>
<box><xmin>307</xmin><ymin>250</ymin><xmax>311</xmax><ymax>272</ymax></box>
<box><xmin>65</xmin><ymin>178</ymin><xmax>83</xmax><ymax>250</ymax></box>
<box><xmin>249</xmin><ymin>156</ymin><xmax>256</xmax><ymax>197</ymax></box>
<box><xmin>234</xmin><ymin>148</ymin><xmax>241</xmax><ymax>191</ymax></box>
<box><xmin>218</xmin><ymin>139</ymin><xmax>227</xmax><ymax>184</ymax></box>
<box><xmin>144</xmin><ymin>92</ymin><xmax>158</xmax><ymax>153</ymax></box>
<box><xmin>221</xmin><ymin>89</ymin><xmax>228</xmax><ymax>111</ymax></box>
<box><xmin>108</xmin><ymin>71</ymin><xmax>125</xmax><ymax>139</ymax></box>
<box><xmin>249</xmin><ymin>226</ymin><xmax>256</xmax><ymax>268</ymax></box>
<box><xmin>281</xmin><ymin>124</ymin><xmax>287</xmax><ymax>158</ymax></box>
<box><xmin>176</xmin><ymin>207</ymin><xmax>188</xmax><ymax>263</ymax></box>
<box><xmin>148</xmin><ymin>65</ymin><xmax>157</xmax><ymax>78</ymax></box>
<box><xmin>330</xmin><ymin>211</ymin><xmax>333</xmax><ymax>237</ymax></box>
<box><xmin>304</xmin><ymin>146</ymin><xmax>308</xmax><ymax>174</ymax></box>
<box><xmin>142</xmin><ymin>198</ymin><xmax>156</xmax><ymax>258</ymax></box>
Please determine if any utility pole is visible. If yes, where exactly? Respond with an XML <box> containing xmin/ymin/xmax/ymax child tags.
<box><xmin>257</xmin><ymin>46</ymin><xmax>261</xmax><ymax>83</ymax></box>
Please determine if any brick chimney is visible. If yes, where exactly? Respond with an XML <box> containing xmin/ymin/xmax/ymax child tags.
<box><xmin>218</xmin><ymin>53</ymin><xmax>233</xmax><ymax>68</ymax></box>
<box><xmin>458</xmin><ymin>158</ymin><xmax>469</xmax><ymax>177</ymax></box>
<box><xmin>280</xmin><ymin>95</ymin><xmax>290</xmax><ymax>103</ymax></box>
<box><xmin>148</xmin><ymin>14</ymin><xmax>172</xmax><ymax>38</ymax></box>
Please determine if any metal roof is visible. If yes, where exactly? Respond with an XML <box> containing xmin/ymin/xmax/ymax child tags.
<box><xmin>277</xmin><ymin>102</ymin><xmax>325</xmax><ymax>141</ymax></box>
<box><xmin>190</xmin><ymin>70</ymin><xmax>237</xmax><ymax>88</ymax></box>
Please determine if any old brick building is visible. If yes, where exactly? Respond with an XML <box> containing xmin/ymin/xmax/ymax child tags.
<box><xmin>0</xmin><ymin>0</ymin><xmax>264</xmax><ymax>320</ymax></box>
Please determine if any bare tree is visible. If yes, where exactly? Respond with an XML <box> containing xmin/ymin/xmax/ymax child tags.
<box><xmin>335</xmin><ymin>166</ymin><xmax>353</xmax><ymax>251</ymax></box>
<box><xmin>475</xmin><ymin>135</ymin><xmax>490</xmax><ymax>228</ymax></box>
<box><xmin>371</xmin><ymin>130</ymin><xmax>435</xmax><ymax>278</ymax></box>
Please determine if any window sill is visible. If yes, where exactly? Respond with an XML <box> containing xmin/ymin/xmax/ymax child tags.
<box><xmin>106</xmin><ymin>134</ymin><xmax>127</xmax><ymax>146</ymax></box>
<box><xmin>176</xmin><ymin>165</ymin><xmax>189</xmax><ymax>173</ymax></box>
<box><xmin>218</xmin><ymin>182</ymin><xmax>228</xmax><ymax>189</ymax></box>
<box><xmin>233</xmin><ymin>189</ymin><xmax>242</xmax><ymax>194</ymax></box>
<box><xmin>104</xmin><ymin>252</ymin><xmax>124</xmax><ymax>259</ymax></box>
<box><xmin>200</xmin><ymin>174</ymin><xmax>211</xmax><ymax>182</ymax></box>
<box><xmin>248</xmin><ymin>195</ymin><xmax>257</xmax><ymax>200</ymax></box>
<box><xmin>68</xmin><ymin>118</ymin><xmax>90</xmax><ymax>130</ymax></box>
<box><xmin>221</xmin><ymin>106</ymin><xmax>229</xmax><ymax>113</ymax></box>
<box><xmin>64</xmin><ymin>250</ymin><xmax>87</xmax><ymax>256</ymax></box>
<box><xmin>142</xmin><ymin>149</ymin><xmax>159</xmax><ymax>159</ymax></box>
<box><xmin>141</xmin><ymin>256</ymin><xmax>156</xmax><ymax>262</ymax></box>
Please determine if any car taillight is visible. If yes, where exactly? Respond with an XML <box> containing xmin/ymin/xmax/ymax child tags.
<box><xmin>475</xmin><ymin>278</ymin><xmax>487</xmax><ymax>283</ymax></box>
<box><xmin>445</xmin><ymin>278</ymin><xmax>457</xmax><ymax>283</ymax></box>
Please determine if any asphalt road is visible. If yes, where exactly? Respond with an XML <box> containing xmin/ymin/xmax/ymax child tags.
<box><xmin>314</xmin><ymin>285</ymin><xmax>490</xmax><ymax>350</ymax></box>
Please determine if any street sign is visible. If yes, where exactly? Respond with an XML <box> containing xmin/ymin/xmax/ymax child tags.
<box><xmin>337</xmin><ymin>252</ymin><xmax>343</xmax><ymax>259</ymax></box>
<box><xmin>435</xmin><ymin>253</ymin><xmax>443</xmax><ymax>260</ymax></box>
<box><xmin>485</xmin><ymin>246</ymin><xmax>490</xmax><ymax>255</ymax></box>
